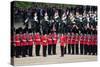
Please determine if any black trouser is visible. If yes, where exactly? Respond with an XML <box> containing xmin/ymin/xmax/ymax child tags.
<box><xmin>64</xmin><ymin>45</ymin><xmax>67</xmax><ymax>54</ymax></box>
<box><xmin>35</xmin><ymin>45</ymin><xmax>41</xmax><ymax>56</ymax></box>
<box><xmin>75</xmin><ymin>44</ymin><xmax>79</xmax><ymax>54</ymax></box>
<box><xmin>71</xmin><ymin>44</ymin><xmax>74</xmax><ymax>54</ymax></box>
<box><xmin>25</xmin><ymin>46</ymin><xmax>28</xmax><ymax>55</ymax></box>
<box><xmin>89</xmin><ymin>45</ymin><xmax>92</xmax><ymax>55</ymax></box>
<box><xmin>93</xmin><ymin>45</ymin><xmax>97</xmax><ymax>55</ymax></box>
<box><xmin>21</xmin><ymin>46</ymin><xmax>27</xmax><ymax>57</ymax></box>
<box><xmin>84</xmin><ymin>45</ymin><xmax>88</xmax><ymax>55</ymax></box>
<box><xmin>53</xmin><ymin>44</ymin><xmax>56</xmax><ymax>55</ymax></box>
<box><xmin>27</xmin><ymin>45</ymin><xmax>33</xmax><ymax>56</ymax></box>
<box><xmin>68</xmin><ymin>44</ymin><xmax>71</xmax><ymax>54</ymax></box>
<box><xmin>95</xmin><ymin>45</ymin><xmax>97</xmax><ymax>55</ymax></box>
<box><xmin>87</xmin><ymin>45</ymin><xmax>90</xmax><ymax>54</ymax></box>
<box><xmin>60</xmin><ymin>46</ymin><xmax>64</xmax><ymax>57</ymax></box>
<box><xmin>48</xmin><ymin>45</ymin><xmax>52</xmax><ymax>55</ymax></box>
<box><xmin>43</xmin><ymin>46</ymin><xmax>47</xmax><ymax>57</ymax></box>
<box><xmin>11</xmin><ymin>45</ymin><xmax>15</xmax><ymax>57</ymax></box>
<box><xmin>15</xmin><ymin>46</ymin><xmax>21</xmax><ymax>58</ymax></box>
<box><xmin>80</xmin><ymin>44</ymin><xmax>84</xmax><ymax>55</ymax></box>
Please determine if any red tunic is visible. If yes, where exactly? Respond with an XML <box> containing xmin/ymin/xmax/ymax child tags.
<box><xmin>67</xmin><ymin>36</ymin><xmax>71</xmax><ymax>45</ymax></box>
<box><xmin>75</xmin><ymin>35</ymin><xmax>79</xmax><ymax>45</ymax></box>
<box><xmin>21</xmin><ymin>34</ymin><xmax>27</xmax><ymax>46</ymax></box>
<box><xmin>80</xmin><ymin>35</ymin><xmax>84</xmax><ymax>45</ymax></box>
<box><xmin>15</xmin><ymin>34</ymin><xmax>20</xmax><ymax>46</ymax></box>
<box><xmin>41</xmin><ymin>35</ymin><xmax>48</xmax><ymax>46</ymax></box>
<box><xmin>60</xmin><ymin>35</ymin><xmax>66</xmax><ymax>46</ymax></box>
<box><xmin>94</xmin><ymin>35</ymin><xmax>97</xmax><ymax>45</ymax></box>
<box><xmin>52</xmin><ymin>33</ymin><xmax>58</xmax><ymax>45</ymax></box>
<box><xmin>34</xmin><ymin>33</ymin><xmax>41</xmax><ymax>45</ymax></box>
<box><xmin>65</xmin><ymin>35</ymin><xmax>68</xmax><ymax>44</ymax></box>
<box><xmin>48</xmin><ymin>35</ymin><xmax>53</xmax><ymax>45</ymax></box>
<box><xmin>89</xmin><ymin>35</ymin><xmax>92</xmax><ymax>45</ymax></box>
<box><xmin>28</xmin><ymin>34</ymin><xmax>34</xmax><ymax>46</ymax></box>
<box><xmin>85</xmin><ymin>35</ymin><xmax>89</xmax><ymax>45</ymax></box>
<box><xmin>71</xmin><ymin>35</ymin><xmax>75</xmax><ymax>45</ymax></box>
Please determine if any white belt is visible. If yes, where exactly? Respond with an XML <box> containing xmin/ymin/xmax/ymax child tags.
<box><xmin>43</xmin><ymin>40</ymin><xmax>46</xmax><ymax>42</ymax></box>
<box><xmin>23</xmin><ymin>40</ymin><xmax>26</xmax><ymax>41</ymax></box>
<box><xmin>15</xmin><ymin>41</ymin><xmax>20</xmax><ymax>42</ymax></box>
<box><xmin>29</xmin><ymin>40</ymin><xmax>33</xmax><ymax>41</ymax></box>
<box><xmin>36</xmin><ymin>39</ymin><xmax>40</xmax><ymax>41</ymax></box>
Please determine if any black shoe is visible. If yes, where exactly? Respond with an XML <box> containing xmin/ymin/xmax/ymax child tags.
<box><xmin>22</xmin><ymin>55</ymin><xmax>26</xmax><ymax>57</ymax></box>
<box><xmin>48</xmin><ymin>54</ymin><xmax>51</xmax><ymax>55</ymax></box>
<box><xmin>68</xmin><ymin>53</ymin><xmax>70</xmax><ymax>54</ymax></box>
<box><xmin>43</xmin><ymin>56</ymin><xmax>47</xmax><ymax>57</ymax></box>
<box><xmin>60</xmin><ymin>55</ymin><xmax>64</xmax><ymax>57</ymax></box>
<box><xmin>16</xmin><ymin>56</ymin><xmax>20</xmax><ymax>58</ymax></box>
<box><xmin>29</xmin><ymin>55</ymin><xmax>33</xmax><ymax>57</ymax></box>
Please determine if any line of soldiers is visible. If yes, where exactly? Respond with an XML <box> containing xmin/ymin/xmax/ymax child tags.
<box><xmin>11</xmin><ymin>7</ymin><xmax>97</xmax><ymax>58</ymax></box>
<box><xmin>11</xmin><ymin>26</ymin><xmax>97</xmax><ymax>58</ymax></box>
<box><xmin>11</xmin><ymin>28</ymin><xmax>58</xmax><ymax>58</ymax></box>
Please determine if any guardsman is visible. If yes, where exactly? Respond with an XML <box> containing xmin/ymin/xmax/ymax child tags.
<box><xmin>41</xmin><ymin>34</ymin><xmax>48</xmax><ymax>57</ymax></box>
<box><xmin>11</xmin><ymin>28</ymin><xmax>15</xmax><ymax>58</ymax></box>
<box><xmin>60</xmin><ymin>34</ymin><xmax>66</xmax><ymax>57</ymax></box>
<box><xmin>70</xmin><ymin>32</ymin><xmax>75</xmax><ymax>54</ymax></box>
<box><xmin>86</xmin><ymin>34</ymin><xmax>91</xmax><ymax>55</ymax></box>
<box><xmin>67</xmin><ymin>32</ymin><xmax>71</xmax><ymax>54</ymax></box>
<box><xmin>21</xmin><ymin>29</ymin><xmax>28</xmax><ymax>57</ymax></box>
<box><xmin>75</xmin><ymin>33</ymin><xmax>79</xmax><ymax>54</ymax></box>
<box><xmin>14</xmin><ymin>29</ymin><xmax>21</xmax><ymax>58</ymax></box>
<box><xmin>34</xmin><ymin>32</ymin><xmax>41</xmax><ymax>56</ymax></box>
<box><xmin>52</xmin><ymin>32</ymin><xmax>58</xmax><ymax>55</ymax></box>
<box><xmin>93</xmin><ymin>34</ymin><xmax>97</xmax><ymax>55</ymax></box>
<box><xmin>84</xmin><ymin>34</ymin><xmax>88</xmax><ymax>55</ymax></box>
<box><xmin>64</xmin><ymin>33</ymin><xmax>68</xmax><ymax>54</ymax></box>
<box><xmin>91</xmin><ymin>27</ymin><xmax>97</xmax><ymax>55</ymax></box>
<box><xmin>47</xmin><ymin>33</ymin><xmax>53</xmax><ymax>55</ymax></box>
<box><xmin>27</xmin><ymin>29</ymin><xmax>34</xmax><ymax>57</ymax></box>
<box><xmin>80</xmin><ymin>33</ymin><xmax>84</xmax><ymax>55</ymax></box>
<box><xmin>91</xmin><ymin>34</ymin><xmax>94</xmax><ymax>55</ymax></box>
<box><xmin>88</xmin><ymin>34</ymin><xmax>92</xmax><ymax>55</ymax></box>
